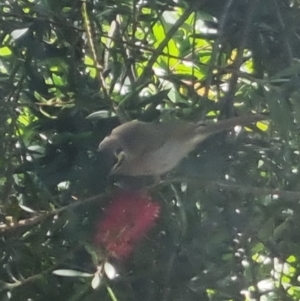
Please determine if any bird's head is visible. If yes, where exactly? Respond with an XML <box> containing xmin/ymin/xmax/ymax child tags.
<box><xmin>98</xmin><ymin>136</ymin><xmax>127</xmax><ymax>176</ymax></box>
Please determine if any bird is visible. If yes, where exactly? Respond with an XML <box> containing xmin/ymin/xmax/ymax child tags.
<box><xmin>98</xmin><ymin>114</ymin><xmax>265</xmax><ymax>177</ymax></box>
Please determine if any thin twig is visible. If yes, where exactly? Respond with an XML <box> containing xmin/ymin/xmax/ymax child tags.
<box><xmin>168</xmin><ymin>178</ymin><xmax>300</xmax><ymax>201</ymax></box>
<box><xmin>220</xmin><ymin>0</ymin><xmax>259</xmax><ymax>116</ymax></box>
<box><xmin>81</xmin><ymin>1</ymin><xmax>111</xmax><ymax>106</ymax></box>
<box><xmin>0</xmin><ymin>193</ymin><xmax>107</xmax><ymax>234</ymax></box>
<box><xmin>1</xmin><ymin>264</ymin><xmax>59</xmax><ymax>292</ymax></box>
<box><xmin>271</xmin><ymin>0</ymin><xmax>293</xmax><ymax>66</ymax></box>
<box><xmin>135</xmin><ymin>6</ymin><xmax>194</xmax><ymax>87</ymax></box>
<box><xmin>204</xmin><ymin>0</ymin><xmax>235</xmax><ymax>98</ymax></box>
<box><xmin>0</xmin><ymin>12</ymin><xmax>83</xmax><ymax>32</ymax></box>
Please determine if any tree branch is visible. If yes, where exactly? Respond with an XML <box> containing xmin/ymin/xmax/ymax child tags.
<box><xmin>0</xmin><ymin>193</ymin><xmax>107</xmax><ymax>234</ymax></box>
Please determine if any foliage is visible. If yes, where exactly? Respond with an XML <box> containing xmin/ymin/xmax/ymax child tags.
<box><xmin>1</xmin><ymin>0</ymin><xmax>300</xmax><ymax>300</ymax></box>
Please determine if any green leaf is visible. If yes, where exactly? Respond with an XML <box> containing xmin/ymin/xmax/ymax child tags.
<box><xmin>53</xmin><ymin>270</ymin><xmax>93</xmax><ymax>277</ymax></box>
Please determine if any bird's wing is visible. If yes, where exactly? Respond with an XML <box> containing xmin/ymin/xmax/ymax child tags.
<box><xmin>113</xmin><ymin>121</ymin><xmax>191</xmax><ymax>157</ymax></box>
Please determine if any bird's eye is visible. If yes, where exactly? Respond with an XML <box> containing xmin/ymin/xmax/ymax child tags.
<box><xmin>113</xmin><ymin>149</ymin><xmax>126</xmax><ymax>170</ymax></box>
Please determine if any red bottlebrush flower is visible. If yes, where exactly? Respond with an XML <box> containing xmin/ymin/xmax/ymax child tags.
<box><xmin>94</xmin><ymin>191</ymin><xmax>160</xmax><ymax>259</ymax></box>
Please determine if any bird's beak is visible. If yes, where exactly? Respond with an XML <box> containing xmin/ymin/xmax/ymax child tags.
<box><xmin>109</xmin><ymin>150</ymin><xmax>126</xmax><ymax>175</ymax></box>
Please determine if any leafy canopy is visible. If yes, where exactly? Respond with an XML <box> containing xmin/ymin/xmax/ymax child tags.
<box><xmin>1</xmin><ymin>0</ymin><xmax>300</xmax><ymax>300</ymax></box>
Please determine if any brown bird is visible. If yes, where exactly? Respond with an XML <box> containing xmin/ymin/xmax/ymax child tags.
<box><xmin>98</xmin><ymin>114</ymin><xmax>264</xmax><ymax>177</ymax></box>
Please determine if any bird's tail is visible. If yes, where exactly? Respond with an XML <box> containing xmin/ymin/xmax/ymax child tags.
<box><xmin>194</xmin><ymin>114</ymin><xmax>266</xmax><ymax>140</ymax></box>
